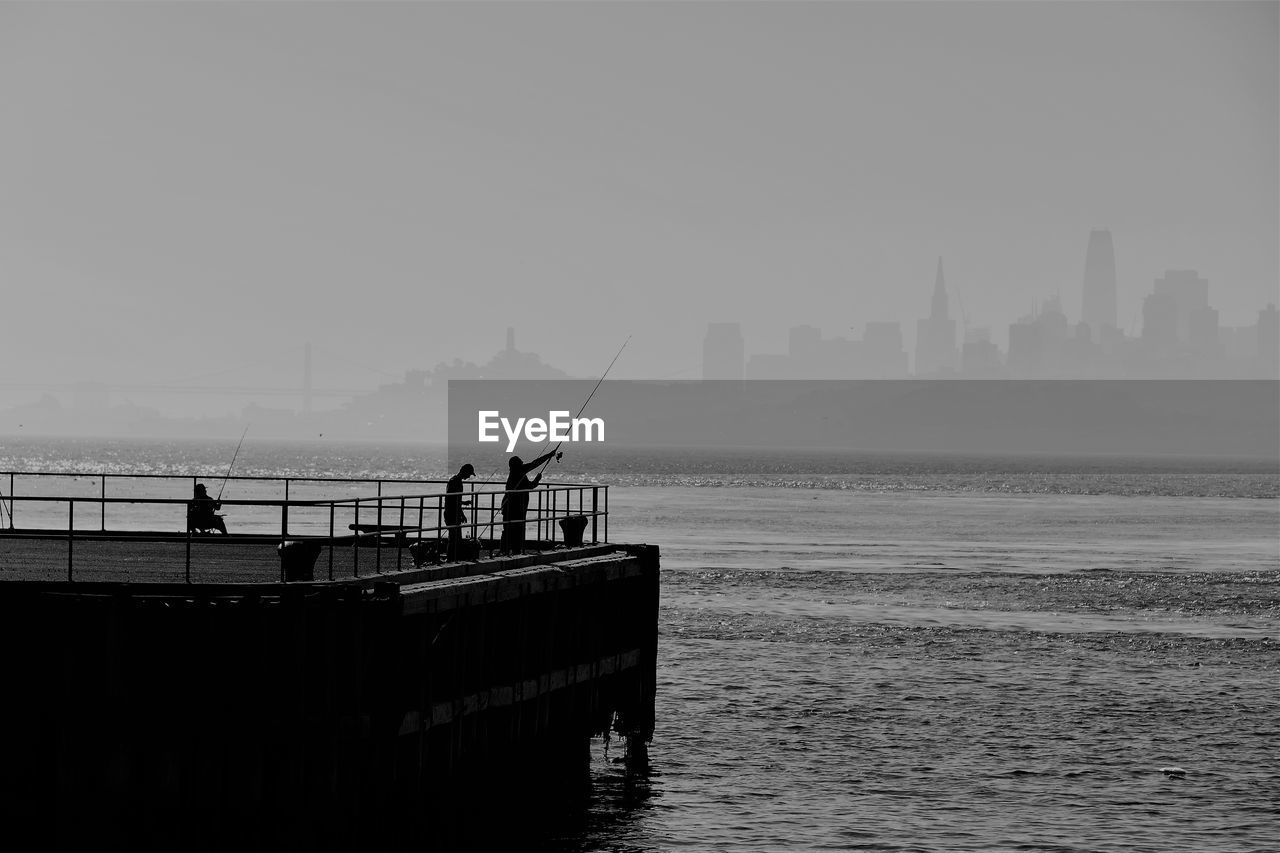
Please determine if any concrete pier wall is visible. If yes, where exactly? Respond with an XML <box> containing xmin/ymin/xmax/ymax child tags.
<box><xmin>0</xmin><ymin>543</ymin><xmax>659</xmax><ymax>850</ymax></box>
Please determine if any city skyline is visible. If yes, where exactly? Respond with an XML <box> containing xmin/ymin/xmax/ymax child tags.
<box><xmin>2</xmin><ymin>214</ymin><xmax>1274</xmax><ymax>398</ymax></box>
<box><xmin>2</xmin><ymin>220</ymin><xmax>1278</xmax><ymax>434</ymax></box>
<box><xmin>2</xmin><ymin>1</ymin><xmax>1276</xmax><ymax>406</ymax></box>
<box><xmin>4</xmin><ymin>243</ymin><xmax>1276</xmax><ymax>440</ymax></box>
<box><xmin>708</xmin><ymin>223</ymin><xmax>1278</xmax><ymax>381</ymax></box>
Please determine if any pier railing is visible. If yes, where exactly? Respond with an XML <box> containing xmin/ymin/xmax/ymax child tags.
<box><xmin>0</xmin><ymin>472</ymin><xmax>608</xmax><ymax>583</ymax></box>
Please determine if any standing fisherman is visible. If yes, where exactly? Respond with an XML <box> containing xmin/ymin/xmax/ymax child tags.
<box><xmin>444</xmin><ymin>463</ymin><xmax>475</xmax><ymax>561</ymax></box>
<box><xmin>500</xmin><ymin>450</ymin><xmax>561</xmax><ymax>555</ymax></box>
<box><xmin>487</xmin><ymin>335</ymin><xmax>628</xmax><ymax>555</ymax></box>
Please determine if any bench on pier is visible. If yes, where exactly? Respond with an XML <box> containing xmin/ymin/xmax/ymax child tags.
<box><xmin>346</xmin><ymin>524</ymin><xmax>419</xmax><ymax>551</ymax></box>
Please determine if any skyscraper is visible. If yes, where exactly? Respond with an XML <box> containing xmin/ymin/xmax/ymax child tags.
<box><xmin>1258</xmin><ymin>304</ymin><xmax>1279</xmax><ymax>376</ymax></box>
<box><xmin>914</xmin><ymin>257</ymin><xmax>958</xmax><ymax>376</ymax></box>
<box><xmin>1081</xmin><ymin>228</ymin><xmax>1117</xmax><ymax>341</ymax></box>
<box><xmin>1146</xmin><ymin>270</ymin><xmax>1218</xmax><ymax>356</ymax></box>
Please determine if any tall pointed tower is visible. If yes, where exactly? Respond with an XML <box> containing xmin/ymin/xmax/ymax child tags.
<box><xmin>915</xmin><ymin>257</ymin><xmax>958</xmax><ymax>375</ymax></box>
<box><xmin>1082</xmin><ymin>228</ymin><xmax>1117</xmax><ymax>340</ymax></box>
<box><xmin>931</xmin><ymin>257</ymin><xmax>949</xmax><ymax>321</ymax></box>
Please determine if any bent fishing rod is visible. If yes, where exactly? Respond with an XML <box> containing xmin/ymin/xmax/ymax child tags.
<box><xmin>217</xmin><ymin>425</ymin><xmax>250</xmax><ymax>502</ymax></box>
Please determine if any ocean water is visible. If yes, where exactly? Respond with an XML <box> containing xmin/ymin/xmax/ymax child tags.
<box><xmin>1</xmin><ymin>437</ymin><xmax>1277</xmax><ymax>851</ymax></box>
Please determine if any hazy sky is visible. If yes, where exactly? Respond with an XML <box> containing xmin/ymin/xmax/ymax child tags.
<box><xmin>2</xmin><ymin>1</ymin><xmax>1277</xmax><ymax>414</ymax></box>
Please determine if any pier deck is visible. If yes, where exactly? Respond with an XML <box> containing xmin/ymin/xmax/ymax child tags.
<box><xmin>0</xmin><ymin>473</ymin><xmax>654</xmax><ymax>852</ymax></box>
<box><xmin>0</xmin><ymin>529</ymin><xmax>609</xmax><ymax>584</ymax></box>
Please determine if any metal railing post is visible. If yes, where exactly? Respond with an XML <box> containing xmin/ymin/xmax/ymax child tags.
<box><xmin>284</xmin><ymin>479</ymin><xmax>292</xmax><ymax>582</ymax></box>
<box><xmin>375</xmin><ymin>487</ymin><xmax>383</xmax><ymax>574</ymax></box>
<box><xmin>353</xmin><ymin>500</ymin><xmax>360</xmax><ymax>578</ymax></box>
<box><xmin>468</xmin><ymin>481</ymin><xmax>476</xmax><ymax>542</ymax></box>
<box><xmin>397</xmin><ymin>497</ymin><xmax>405</xmax><ymax>572</ymax></box>
<box><xmin>280</xmin><ymin>502</ymin><xmax>287</xmax><ymax>583</ymax></box>
<box><xmin>100</xmin><ymin>475</ymin><xmax>106</xmax><ymax>531</ymax></box>
<box><xmin>591</xmin><ymin>487</ymin><xmax>598</xmax><ymax>544</ymax></box>
<box><xmin>328</xmin><ymin>503</ymin><xmax>335</xmax><ymax>581</ymax></box>
<box><xmin>67</xmin><ymin>500</ymin><xmax>74</xmax><ymax>582</ymax></box>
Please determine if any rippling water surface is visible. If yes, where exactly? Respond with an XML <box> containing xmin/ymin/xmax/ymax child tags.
<box><xmin>581</xmin><ymin>568</ymin><xmax>1276</xmax><ymax>853</ymax></box>
<box><xmin>1</xmin><ymin>438</ymin><xmax>1277</xmax><ymax>851</ymax></box>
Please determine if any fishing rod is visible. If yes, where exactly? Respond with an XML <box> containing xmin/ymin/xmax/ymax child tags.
<box><xmin>473</xmin><ymin>336</ymin><xmax>631</xmax><ymax>549</ymax></box>
<box><xmin>534</xmin><ymin>334</ymin><xmax>630</xmax><ymax>479</ymax></box>
<box><xmin>217</xmin><ymin>425</ymin><xmax>250</xmax><ymax>502</ymax></box>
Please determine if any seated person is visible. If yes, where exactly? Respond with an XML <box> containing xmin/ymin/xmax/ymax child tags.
<box><xmin>187</xmin><ymin>483</ymin><xmax>227</xmax><ymax>534</ymax></box>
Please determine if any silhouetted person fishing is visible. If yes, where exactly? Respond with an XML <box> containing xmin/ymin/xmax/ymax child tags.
<box><xmin>187</xmin><ymin>483</ymin><xmax>227</xmax><ymax>534</ymax></box>
<box><xmin>492</xmin><ymin>335</ymin><xmax>627</xmax><ymax>556</ymax></box>
<box><xmin>500</xmin><ymin>450</ymin><xmax>561</xmax><ymax>555</ymax></box>
<box><xmin>444</xmin><ymin>463</ymin><xmax>475</xmax><ymax>561</ymax></box>
<box><xmin>186</xmin><ymin>426</ymin><xmax>247</xmax><ymax>535</ymax></box>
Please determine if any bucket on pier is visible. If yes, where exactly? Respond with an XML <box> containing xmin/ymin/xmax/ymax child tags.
<box><xmin>558</xmin><ymin>516</ymin><xmax>589</xmax><ymax>547</ymax></box>
<box><xmin>278</xmin><ymin>539</ymin><xmax>322</xmax><ymax>581</ymax></box>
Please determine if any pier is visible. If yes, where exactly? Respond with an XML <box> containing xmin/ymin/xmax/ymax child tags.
<box><xmin>0</xmin><ymin>473</ymin><xmax>658</xmax><ymax>850</ymax></box>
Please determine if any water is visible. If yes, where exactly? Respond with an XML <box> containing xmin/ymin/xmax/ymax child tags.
<box><xmin>1</xmin><ymin>437</ymin><xmax>1277</xmax><ymax>851</ymax></box>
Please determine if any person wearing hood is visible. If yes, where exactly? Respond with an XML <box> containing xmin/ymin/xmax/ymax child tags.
<box><xmin>500</xmin><ymin>450</ymin><xmax>561</xmax><ymax>555</ymax></box>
